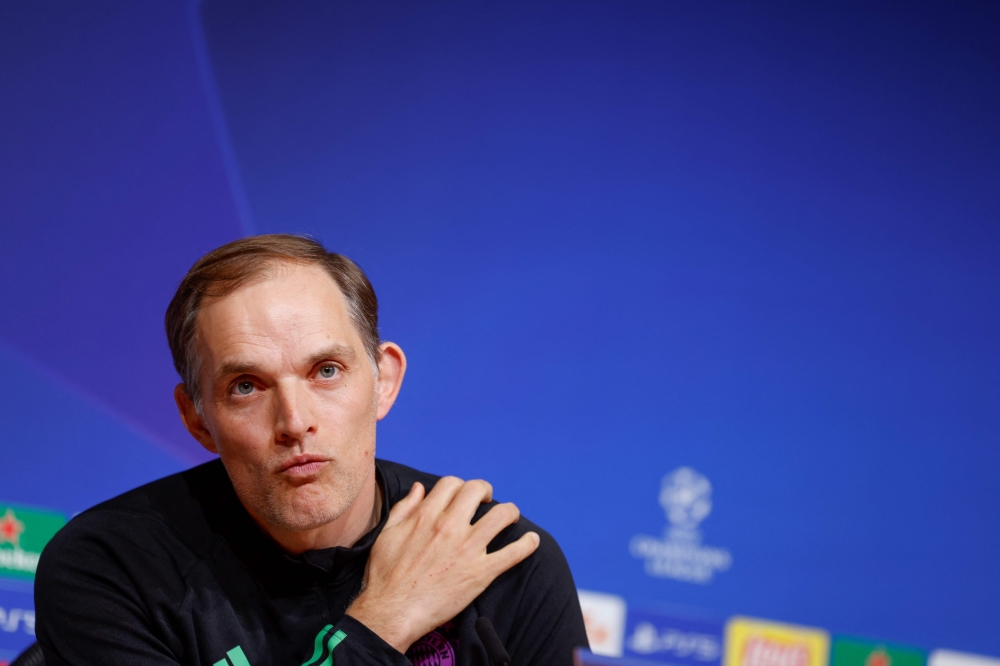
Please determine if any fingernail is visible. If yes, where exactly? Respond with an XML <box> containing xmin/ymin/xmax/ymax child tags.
<box><xmin>530</xmin><ymin>532</ymin><xmax>540</xmax><ymax>546</ymax></box>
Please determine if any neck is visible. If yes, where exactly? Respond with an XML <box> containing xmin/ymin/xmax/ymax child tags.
<box><xmin>253</xmin><ymin>470</ymin><xmax>382</xmax><ymax>555</ymax></box>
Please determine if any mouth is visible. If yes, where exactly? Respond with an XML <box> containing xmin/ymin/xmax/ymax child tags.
<box><xmin>276</xmin><ymin>454</ymin><xmax>329</xmax><ymax>480</ymax></box>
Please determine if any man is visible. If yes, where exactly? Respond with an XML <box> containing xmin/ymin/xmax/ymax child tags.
<box><xmin>35</xmin><ymin>235</ymin><xmax>588</xmax><ymax>666</ymax></box>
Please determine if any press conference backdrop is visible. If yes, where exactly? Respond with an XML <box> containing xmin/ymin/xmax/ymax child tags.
<box><xmin>1</xmin><ymin>0</ymin><xmax>998</xmax><ymax>662</ymax></box>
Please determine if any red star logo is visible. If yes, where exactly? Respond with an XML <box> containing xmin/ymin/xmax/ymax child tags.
<box><xmin>867</xmin><ymin>650</ymin><xmax>891</xmax><ymax>666</ymax></box>
<box><xmin>0</xmin><ymin>509</ymin><xmax>25</xmax><ymax>547</ymax></box>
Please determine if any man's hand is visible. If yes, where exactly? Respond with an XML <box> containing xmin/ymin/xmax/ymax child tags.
<box><xmin>346</xmin><ymin>477</ymin><xmax>540</xmax><ymax>653</ymax></box>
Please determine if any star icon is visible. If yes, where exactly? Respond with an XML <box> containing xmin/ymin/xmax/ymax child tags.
<box><xmin>0</xmin><ymin>508</ymin><xmax>25</xmax><ymax>547</ymax></box>
<box><xmin>867</xmin><ymin>650</ymin><xmax>892</xmax><ymax>666</ymax></box>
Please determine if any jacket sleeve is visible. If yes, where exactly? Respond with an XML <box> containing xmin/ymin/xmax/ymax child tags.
<box><xmin>301</xmin><ymin>616</ymin><xmax>412</xmax><ymax>666</ymax></box>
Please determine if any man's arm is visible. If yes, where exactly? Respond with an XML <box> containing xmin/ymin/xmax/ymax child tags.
<box><xmin>340</xmin><ymin>474</ymin><xmax>588</xmax><ymax>666</ymax></box>
<box><xmin>346</xmin><ymin>477</ymin><xmax>540</xmax><ymax>653</ymax></box>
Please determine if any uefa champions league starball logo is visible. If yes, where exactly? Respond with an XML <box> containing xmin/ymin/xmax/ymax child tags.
<box><xmin>659</xmin><ymin>467</ymin><xmax>712</xmax><ymax>532</ymax></box>
<box><xmin>630</xmin><ymin>466</ymin><xmax>732</xmax><ymax>584</ymax></box>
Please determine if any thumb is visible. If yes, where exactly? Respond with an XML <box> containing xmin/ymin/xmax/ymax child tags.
<box><xmin>384</xmin><ymin>481</ymin><xmax>424</xmax><ymax>529</ymax></box>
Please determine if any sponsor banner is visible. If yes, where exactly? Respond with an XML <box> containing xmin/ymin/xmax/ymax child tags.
<box><xmin>929</xmin><ymin>652</ymin><xmax>1000</xmax><ymax>666</ymax></box>
<box><xmin>578</xmin><ymin>590</ymin><xmax>627</xmax><ymax>657</ymax></box>
<box><xmin>0</xmin><ymin>503</ymin><xmax>66</xmax><ymax>581</ymax></box>
<box><xmin>623</xmin><ymin>607</ymin><xmax>724</xmax><ymax>665</ymax></box>
<box><xmin>630</xmin><ymin>468</ymin><xmax>732</xmax><ymax>585</ymax></box>
<box><xmin>0</xmin><ymin>585</ymin><xmax>36</xmax><ymax>658</ymax></box>
<box><xmin>832</xmin><ymin>637</ymin><xmax>925</xmax><ymax>666</ymax></box>
<box><xmin>724</xmin><ymin>617</ymin><xmax>829</xmax><ymax>666</ymax></box>
<box><xmin>575</xmin><ymin>647</ymin><xmax>670</xmax><ymax>666</ymax></box>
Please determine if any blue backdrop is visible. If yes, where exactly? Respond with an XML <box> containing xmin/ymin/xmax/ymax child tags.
<box><xmin>1</xmin><ymin>0</ymin><xmax>998</xmax><ymax>660</ymax></box>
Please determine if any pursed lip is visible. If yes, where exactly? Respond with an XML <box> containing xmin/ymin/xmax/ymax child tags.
<box><xmin>276</xmin><ymin>454</ymin><xmax>329</xmax><ymax>477</ymax></box>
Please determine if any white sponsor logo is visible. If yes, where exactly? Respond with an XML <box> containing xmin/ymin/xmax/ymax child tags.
<box><xmin>577</xmin><ymin>590</ymin><xmax>626</xmax><ymax>657</ymax></box>
<box><xmin>0</xmin><ymin>607</ymin><xmax>35</xmax><ymax>636</ymax></box>
<box><xmin>0</xmin><ymin>548</ymin><xmax>39</xmax><ymax>574</ymax></box>
<box><xmin>630</xmin><ymin>467</ymin><xmax>732</xmax><ymax>584</ymax></box>
<box><xmin>930</xmin><ymin>651</ymin><xmax>1000</xmax><ymax>666</ymax></box>
<box><xmin>627</xmin><ymin>621</ymin><xmax>721</xmax><ymax>660</ymax></box>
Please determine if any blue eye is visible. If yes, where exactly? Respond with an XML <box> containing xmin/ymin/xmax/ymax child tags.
<box><xmin>318</xmin><ymin>365</ymin><xmax>337</xmax><ymax>378</ymax></box>
<box><xmin>236</xmin><ymin>381</ymin><xmax>255</xmax><ymax>395</ymax></box>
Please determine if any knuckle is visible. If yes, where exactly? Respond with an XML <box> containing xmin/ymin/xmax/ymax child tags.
<box><xmin>489</xmin><ymin>502</ymin><xmax>518</xmax><ymax>523</ymax></box>
<box><xmin>432</xmin><ymin>513</ymin><xmax>458</xmax><ymax>535</ymax></box>
<box><xmin>438</xmin><ymin>476</ymin><xmax>464</xmax><ymax>490</ymax></box>
<box><xmin>469</xmin><ymin>479</ymin><xmax>492</xmax><ymax>493</ymax></box>
<box><xmin>412</xmin><ymin>505</ymin><xmax>434</xmax><ymax>528</ymax></box>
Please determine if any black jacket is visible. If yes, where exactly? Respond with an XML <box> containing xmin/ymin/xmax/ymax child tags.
<box><xmin>35</xmin><ymin>459</ymin><xmax>588</xmax><ymax>666</ymax></box>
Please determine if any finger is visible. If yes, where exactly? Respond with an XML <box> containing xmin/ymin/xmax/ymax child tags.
<box><xmin>419</xmin><ymin>476</ymin><xmax>466</xmax><ymax>514</ymax></box>
<box><xmin>445</xmin><ymin>479</ymin><xmax>495</xmax><ymax>524</ymax></box>
<box><xmin>384</xmin><ymin>481</ymin><xmax>425</xmax><ymax>529</ymax></box>
<box><xmin>485</xmin><ymin>531</ymin><xmax>540</xmax><ymax>576</ymax></box>
<box><xmin>471</xmin><ymin>502</ymin><xmax>520</xmax><ymax>547</ymax></box>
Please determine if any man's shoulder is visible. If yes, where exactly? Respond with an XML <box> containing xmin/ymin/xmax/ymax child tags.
<box><xmin>72</xmin><ymin>457</ymin><xmax>226</xmax><ymax>529</ymax></box>
<box><xmin>375</xmin><ymin>459</ymin><xmax>582</xmax><ymax>638</ymax></box>
<box><xmin>375</xmin><ymin>458</ymin><xmax>560</xmax><ymax>559</ymax></box>
<box><xmin>375</xmin><ymin>458</ymin><xmax>442</xmax><ymax>501</ymax></box>
<box><xmin>40</xmin><ymin>459</ymin><xmax>229</xmax><ymax>571</ymax></box>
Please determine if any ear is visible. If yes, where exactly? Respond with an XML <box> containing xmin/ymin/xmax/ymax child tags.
<box><xmin>174</xmin><ymin>384</ymin><xmax>219</xmax><ymax>454</ymax></box>
<box><xmin>375</xmin><ymin>342</ymin><xmax>407</xmax><ymax>420</ymax></box>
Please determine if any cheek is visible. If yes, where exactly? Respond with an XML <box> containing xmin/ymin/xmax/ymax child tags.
<box><xmin>317</xmin><ymin>384</ymin><xmax>377</xmax><ymax>428</ymax></box>
<box><xmin>324</xmin><ymin>400</ymin><xmax>378</xmax><ymax>462</ymax></box>
<box><xmin>225</xmin><ymin>413</ymin><xmax>270</xmax><ymax>442</ymax></box>
<box><xmin>211</xmin><ymin>404</ymin><xmax>274</xmax><ymax>461</ymax></box>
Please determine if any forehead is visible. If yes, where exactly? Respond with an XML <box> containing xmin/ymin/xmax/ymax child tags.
<box><xmin>195</xmin><ymin>262</ymin><xmax>359</xmax><ymax>365</ymax></box>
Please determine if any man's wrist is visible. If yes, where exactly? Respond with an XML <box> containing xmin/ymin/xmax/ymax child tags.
<box><xmin>345</xmin><ymin>593</ymin><xmax>416</xmax><ymax>654</ymax></box>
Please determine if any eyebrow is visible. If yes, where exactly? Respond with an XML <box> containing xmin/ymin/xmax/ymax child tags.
<box><xmin>215</xmin><ymin>344</ymin><xmax>358</xmax><ymax>382</ymax></box>
<box><xmin>304</xmin><ymin>344</ymin><xmax>357</xmax><ymax>369</ymax></box>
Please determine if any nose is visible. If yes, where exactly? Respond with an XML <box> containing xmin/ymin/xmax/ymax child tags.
<box><xmin>273</xmin><ymin>379</ymin><xmax>317</xmax><ymax>445</ymax></box>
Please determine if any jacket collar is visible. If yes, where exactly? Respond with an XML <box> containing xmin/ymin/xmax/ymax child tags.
<box><xmin>205</xmin><ymin>459</ymin><xmax>395</xmax><ymax>590</ymax></box>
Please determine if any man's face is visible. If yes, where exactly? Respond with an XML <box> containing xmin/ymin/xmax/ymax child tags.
<box><xmin>190</xmin><ymin>262</ymin><xmax>383</xmax><ymax>533</ymax></box>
